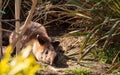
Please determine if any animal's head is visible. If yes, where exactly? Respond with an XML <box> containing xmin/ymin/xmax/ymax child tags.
<box><xmin>32</xmin><ymin>35</ymin><xmax>60</xmax><ymax>65</ymax></box>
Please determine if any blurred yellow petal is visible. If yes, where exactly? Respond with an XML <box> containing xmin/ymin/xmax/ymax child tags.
<box><xmin>4</xmin><ymin>45</ymin><xmax>13</xmax><ymax>59</ymax></box>
<box><xmin>21</xmin><ymin>45</ymin><xmax>32</xmax><ymax>58</ymax></box>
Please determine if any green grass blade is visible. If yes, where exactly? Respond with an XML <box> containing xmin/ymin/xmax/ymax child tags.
<box><xmin>68</xmin><ymin>0</ymin><xmax>82</xmax><ymax>7</ymax></box>
<box><xmin>64</xmin><ymin>9</ymin><xmax>92</xmax><ymax>19</ymax></box>
<box><xmin>82</xmin><ymin>17</ymin><xmax>110</xmax><ymax>50</ymax></box>
<box><xmin>78</xmin><ymin>31</ymin><xmax>120</xmax><ymax>62</ymax></box>
<box><xmin>105</xmin><ymin>61</ymin><xmax>120</xmax><ymax>74</ymax></box>
<box><xmin>103</xmin><ymin>20</ymin><xmax>120</xmax><ymax>49</ymax></box>
<box><xmin>81</xmin><ymin>24</ymin><xmax>105</xmax><ymax>51</ymax></box>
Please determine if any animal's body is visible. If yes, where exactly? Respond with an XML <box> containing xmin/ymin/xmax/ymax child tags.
<box><xmin>9</xmin><ymin>22</ymin><xmax>58</xmax><ymax>65</ymax></box>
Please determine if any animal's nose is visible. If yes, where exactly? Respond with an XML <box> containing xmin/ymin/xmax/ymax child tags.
<box><xmin>45</xmin><ymin>50</ymin><xmax>48</xmax><ymax>54</ymax></box>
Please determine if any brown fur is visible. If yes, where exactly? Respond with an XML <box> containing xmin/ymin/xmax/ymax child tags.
<box><xmin>9</xmin><ymin>21</ymin><xmax>57</xmax><ymax>65</ymax></box>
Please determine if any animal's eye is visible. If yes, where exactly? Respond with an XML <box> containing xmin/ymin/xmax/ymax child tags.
<box><xmin>45</xmin><ymin>50</ymin><xmax>48</xmax><ymax>54</ymax></box>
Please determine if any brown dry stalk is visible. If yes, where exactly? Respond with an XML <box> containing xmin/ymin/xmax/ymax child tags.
<box><xmin>11</xmin><ymin>0</ymin><xmax>38</xmax><ymax>50</ymax></box>
<box><xmin>0</xmin><ymin>0</ymin><xmax>3</xmax><ymax>59</ymax></box>
<box><xmin>15</xmin><ymin>0</ymin><xmax>21</xmax><ymax>54</ymax></box>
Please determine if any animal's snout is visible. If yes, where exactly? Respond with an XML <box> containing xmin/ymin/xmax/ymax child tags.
<box><xmin>47</xmin><ymin>50</ymin><xmax>57</xmax><ymax>65</ymax></box>
<box><xmin>36</xmin><ymin>49</ymin><xmax>57</xmax><ymax>65</ymax></box>
<box><xmin>44</xmin><ymin>50</ymin><xmax>57</xmax><ymax>65</ymax></box>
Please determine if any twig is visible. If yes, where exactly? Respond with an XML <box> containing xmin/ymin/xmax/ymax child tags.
<box><xmin>0</xmin><ymin>19</ymin><xmax>21</xmax><ymax>22</ymax></box>
<box><xmin>2</xmin><ymin>0</ymin><xmax>10</xmax><ymax>10</ymax></box>
<box><xmin>112</xmin><ymin>50</ymin><xmax>120</xmax><ymax>65</ymax></box>
<box><xmin>0</xmin><ymin>0</ymin><xmax>3</xmax><ymax>60</ymax></box>
<box><xmin>2</xmin><ymin>29</ymin><xmax>13</xmax><ymax>33</ymax></box>
<box><xmin>15</xmin><ymin>0</ymin><xmax>21</xmax><ymax>54</ymax></box>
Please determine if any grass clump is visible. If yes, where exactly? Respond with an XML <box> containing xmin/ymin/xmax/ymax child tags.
<box><xmin>65</xmin><ymin>68</ymin><xmax>90</xmax><ymax>75</ymax></box>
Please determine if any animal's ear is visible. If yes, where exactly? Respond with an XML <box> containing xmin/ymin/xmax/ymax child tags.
<box><xmin>51</xmin><ymin>41</ymin><xmax>60</xmax><ymax>49</ymax></box>
<box><xmin>37</xmin><ymin>35</ymin><xmax>45</xmax><ymax>45</ymax></box>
